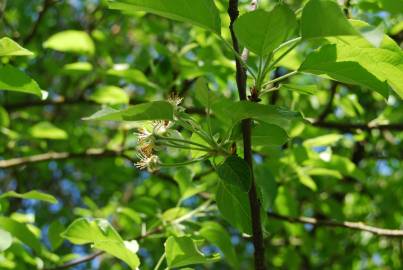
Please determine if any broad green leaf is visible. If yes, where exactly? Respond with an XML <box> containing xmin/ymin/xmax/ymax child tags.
<box><xmin>29</xmin><ymin>121</ymin><xmax>68</xmax><ymax>140</ymax></box>
<box><xmin>109</xmin><ymin>0</ymin><xmax>221</xmax><ymax>34</ymax></box>
<box><xmin>0</xmin><ymin>229</ymin><xmax>12</xmax><ymax>252</ymax></box>
<box><xmin>63</xmin><ymin>62</ymin><xmax>93</xmax><ymax>75</ymax></box>
<box><xmin>83</xmin><ymin>101</ymin><xmax>174</xmax><ymax>121</ymax></box>
<box><xmin>0</xmin><ymin>217</ymin><xmax>42</xmax><ymax>254</ymax></box>
<box><xmin>0</xmin><ymin>190</ymin><xmax>57</xmax><ymax>204</ymax></box>
<box><xmin>279</xmin><ymin>84</ymin><xmax>318</xmax><ymax>95</ymax></box>
<box><xmin>43</xmin><ymin>30</ymin><xmax>95</xmax><ymax>55</ymax></box>
<box><xmin>378</xmin><ymin>0</ymin><xmax>403</xmax><ymax>15</ymax></box>
<box><xmin>62</xmin><ymin>218</ymin><xmax>140</xmax><ymax>269</ymax></box>
<box><xmin>234</xmin><ymin>4</ymin><xmax>296</xmax><ymax>56</ymax></box>
<box><xmin>252</xmin><ymin>122</ymin><xmax>288</xmax><ymax>146</ymax></box>
<box><xmin>217</xmin><ymin>156</ymin><xmax>252</xmax><ymax>191</ymax></box>
<box><xmin>165</xmin><ymin>236</ymin><xmax>220</xmax><ymax>268</ymax></box>
<box><xmin>216</xmin><ymin>181</ymin><xmax>251</xmax><ymax>234</ymax></box>
<box><xmin>199</xmin><ymin>222</ymin><xmax>238</xmax><ymax>267</ymax></box>
<box><xmin>0</xmin><ymin>65</ymin><xmax>43</xmax><ymax>98</ymax></box>
<box><xmin>212</xmin><ymin>99</ymin><xmax>300</xmax><ymax>129</ymax></box>
<box><xmin>305</xmin><ymin>167</ymin><xmax>342</xmax><ymax>179</ymax></box>
<box><xmin>301</xmin><ymin>0</ymin><xmax>358</xmax><ymax>39</ymax></box>
<box><xmin>299</xmin><ymin>44</ymin><xmax>391</xmax><ymax>98</ymax></box>
<box><xmin>89</xmin><ymin>85</ymin><xmax>129</xmax><ymax>105</ymax></box>
<box><xmin>0</xmin><ymin>37</ymin><xmax>33</xmax><ymax>56</ymax></box>
<box><xmin>48</xmin><ymin>221</ymin><xmax>65</xmax><ymax>251</ymax></box>
<box><xmin>255</xmin><ymin>166</ymin><xmax>278</xmax><ymax>210</ymax></box>
<box><xmin>303</xmin><ymin>134</ymin><xmax>343</xmax><ymax>147</ymax></box>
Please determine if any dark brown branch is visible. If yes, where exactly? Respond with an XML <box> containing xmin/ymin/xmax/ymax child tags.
<box><xmin>0</xmin><ymin>148</ymin><xmax>127</xmax><ymax>169</ymax></box>
<box><xmin>267</xmin><ymin>212</ymin><xmax>403</xmax><ymax>237</ymax></box>
<box><xmin>316</xmin><ymin>83</ymin><xmax>337</xmax><ymax>122</ymax></box>
<box><xmin>228</xmin><ymin>1</ymin><xmax>266</xmax><ymax>269</ymax></box>
<box><xmin>23</xmin><ymin>0</ymin><xmax>55</xmax><ymax>44</ymax></box>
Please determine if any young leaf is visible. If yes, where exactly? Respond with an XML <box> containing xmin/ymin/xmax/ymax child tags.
<box><xmin>165</xmin><ymin>236</ymin><xmax>220</xmax><ymax>268</ymax></box>
<box><xmin>299</xmin><ymin>44</ymin><xmax>391</xmax><ymax>98</ymax></box>
<box><xmin>48</xmin><ymin>221</ymin><xmax>65</xmax><ymax>251</ymax></box>
<box><xmin>43</xmin><ymin>30</ymin><xmax>95</xmax><ymax>55</ymax></box>
<box><xmin>0</xmin><ymin>37</ymin><xmax>34</xmax><ymax>56</ymax></box>
<box><xmin>199</xmin><ymin>222</ymin><xmax>238</xmax><ymax>267</ymax></box>
<box><xmin>301</xmin><ymin>0</ymin><xmax>358</xmax><ymax>39</ymax></box>
<box><xmin>303</xmin><ymin>134</ymin><xmax>343</xmax><ymax>147</ymax></box>
<box><xmin>29</xmin><ymin>122</ymin><xmax>69</xmax><ymax>140</ymax></box>
<box><xmin>217</xmin><ymin>156</ymin><xmax>252</xmax><ymax>192</ymax></box>
<box><xmin>0</xmin><ymin>190</ymin><xmax>58</xmax><ymax>204</ymax></box>
<box><xmin>109</xmin><ymin>0</ymin><xmax>221</xmax><ymax>34</ymax></box>
<box><xmin>234</xmin><ymin>4</ymin><xmax>297</xmax><ymax>56</ymax></box>
<box><xmin>0</xmin><ymin>229</ymin><xmax>12</xmax><ymax>252</ymax></box>
<box><xmin>62</xmin><ymin>218</ymin><xmax>140</xmax><ymax>269</ymax></box>
<box><xmin>0</xmin><ymin>65</ymin><xmax>43</xmax><ymax>98</ymax></box>
<box><xmin>0</xmin><ymin>217</ymin><xmax>43</xmax><ymax>254</ymax></box>
<box><xmin>83</xmin><ymin>101</ymin><xmax>174</xmax><ymax>121</ymax></box>
<box><xmin>216</xmin><ymin>181</ymin><xmax>252</xmax><ymax>234</ymax></box>
<box><xmin>252</xmin><ymin>122</ymin><xmax>289</xmax><ymax>146</ymax></box>
<box><xmin>89</xmin><ymin>85</ymin><xmax>129</xmax><ymax>105</ymax></box>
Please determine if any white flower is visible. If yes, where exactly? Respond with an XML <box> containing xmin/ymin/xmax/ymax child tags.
<box><xmin>135</xmin><ymin>152</ymin><xmax>160</xmax><ymax>172</ymax></box>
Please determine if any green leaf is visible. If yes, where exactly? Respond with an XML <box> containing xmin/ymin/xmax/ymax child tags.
<box><xmin>109</xmin><ymin>0</ymin><xmax>221</xmax><ymax>34</ymax></box>
<box><xmin>299</xmin><ymin>44</ymin><xmax>391</xmax><ymax>98</ymax></box>
<box><xmin>296</xmin><ymin>167</ymin><xmax>317</xmax><ymax>191</ymax></box>
<box><xmin>301</xmin><ymin>0</ymin><xmax>358</xmax><ymax>39</ymax></box>
<box><xmin>29</xmin><ymin>121</ymin><xmax>68</xmax><ymax>140</ymax></box>
<box><xmin>106</xmin><ymin>66</ymin><xmax>157</xmax><ymax>88</ymax></box>
<box><xmin>303</xmin><ymin>134</ymin><xmax>343</xmax><ymax>147</ymax></box>
<box><xmin>255</xmin><ymin>166</ymin><xmax>278</xmax><ymax>210</ymax></box>
<box><xmin>0</xmin><ymin>37</ymin><xmax>34</xmax><ymax>56</ymax></box>
<box><xmin>377</xmin><ymin>0</ymin><xmax>403</xmax><ymax>15</ymax></box>
<box><xmin>217</xmin><ymin>156</ymin><xmax>252</xmax><ymax>192</ymax></box>
<box><xmin>165</xmin><ymin>236</ymin><xmax>220</xmax><ymax>268</ymax></box>
<box><xmin>212</xmin><ymin>99</ymin><xmax>300</xmax><ymax>129</ymax></box>
<box><xmin>216</xmin><ymin>181</ymin><xmax>251</xmax><ymax>234</ymax></box>
<box><xmin>43</xmin><ymin>30</ymin><xmax>95</xmax><ymax>55</ymax></box>
<box><xmin>0</xmin><ymin>229</ymin><xmax>12</xmax><ymax>252</ymax></box>
<box><xmin>0</xmin><ymin>106</ymin><xmax>10</xmax><ymax>127</ymax></box>
<box><xmin>0</xmin><ymin>65</ymin><xmax>44</xmax><ymax>98</ymax></box>
<box><xmin>0</xmin><ymin>217</ymin><xmax>42</xmax><ymax>254</ymax></box>
<box><xmin>199</xmin><ymin>222</ymin><xmax>238</xmax><ymax>267</ymax></box>
<box><xmin>252</xmin><ymin>122</ymin><xmax>288</xmax><ymax>146</ymax></box>
<box><xmin>0</xmin><ymin>190</ymin><xmax>57</xmax><ymax>204</ymax></box>
<box><xmin>89</xmin><ymin>85</ymin><xmax>130</xmax><ymax>105</ymax></box>
<box><xmin>83</xmin><ymin>101</ymin><xmax>174</xmax><ymax>121</ymax></box>
<box><xmin>234</xmin><ymin>4</ymin><xmax>297</xmax><ymax>56</ymax></box>
<box><xmin>279</xmin><ymin>84</ymin><xmax>318</xmax><ymax>95</ymax></box>
<box><xmin>48</xmin><ymin>221</ymin><xmax>65</xmax><ymax>251</ymax></box>
<box><xmin>62</xmin><ymin>218</ymin><xmax>140</xmax><ymax>269</ymax></box>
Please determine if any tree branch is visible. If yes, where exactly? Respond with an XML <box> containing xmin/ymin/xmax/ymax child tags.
<box><xmin>228</xmin><ymin>1</ymin><xmax>266</xmax><ymax>269</ymax></box>
<box><xmin>0</xmin><ymin>148</ymin><xmax>128</xmax><ymax>169</ymax></box>
<box><xmin>316</xmin><ymin>82</ymin><xmax>337</xmax><ymax>122</ymax></box>
<box><xmin>267</xmin><ymin>212</ymin><xmax>403</xmax><ymax>237</ymax></box>
<box><xmin>311</xmin><ymin>121</ymin><xmax>403</xmax><ymax>132</ymax></box>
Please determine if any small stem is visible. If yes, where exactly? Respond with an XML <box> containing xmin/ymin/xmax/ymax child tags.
<box><xmin>160</xmin><ymin>156</ymin><xmax>209</xmax><ymax>167</ymax></box>
<box><xmin>262</xmin><ymin>71</ymin><xmax>298</xmax><ymax>88</ymax></box>
<box><xmin>273</xmin><ymin>37</ymin><xmax>302</xmax><ymax>54</ymax></box>
<box><xmin>158</xmin><ymin>142</ymin><xmax>211</xmax><ymax>152</ymax></box>
<box><xmin>153</xmin><ymin>253</ymin><xmax>166</xmax><ymax>270</ymax></box>
<box><xmin>268</xmin><ymin>41</ymin><xmax>300</xmax><ymax>71</ymax></box>
<box><xmin>156</xmin><ymin>136</ymin><xmax>211</xmax><ymax>149</ymax></box>
<box><xmin>259</xmin><ymin>86</ymin><xmax>281</xmax><ymax>97</ymax></box>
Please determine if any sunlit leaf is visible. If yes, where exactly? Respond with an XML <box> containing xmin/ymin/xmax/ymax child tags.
<box><xmin>0</xmin><ymin>37</ymin><xmax>34</xmax><ymax>56</ymax></box>
<box><xmin>0</xmin><ymin>190</ymin><xmax>57</xmax><ymax>204</ymax></box>
<box><xmin>43</xmin><ymin>30</ymin><xmax>95</xmax><ymax>55</ymax></box>
<box><xmin>29</xmin><ymin>122</ymin><xmax>68</xmax><ymax>140</ymax></box>
<box><xmin>0</xmin><ymin>65</ymin><xmax>43</xmax><ymax>98</ymax></box>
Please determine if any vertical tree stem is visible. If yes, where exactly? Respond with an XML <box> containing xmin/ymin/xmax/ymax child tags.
<box><xmin>228</xmin><ymin>1</ymin><xmax>266</xmax><ymax>269</ymax></box>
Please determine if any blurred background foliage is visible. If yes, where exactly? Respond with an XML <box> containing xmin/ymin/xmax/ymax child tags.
<box><xmin>0</xmin><ymin>0</ymin><xmax>403</xmax><ymax>269</ymax></box>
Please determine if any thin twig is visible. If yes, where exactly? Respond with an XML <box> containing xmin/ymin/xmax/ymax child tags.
<box><xmin>316</xmin><ymin>82</ymin><xmax>338</xmax><ymax>122</ymax></box>
<box><xmin>267</xmin><ymin>212</ymin><xmax>403</xmax><ymax>237</ymax></box>
<box><xmin>23</xmin><ymin>0</ymin><xmax>55</xmax><ymax>44</ymax></box>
